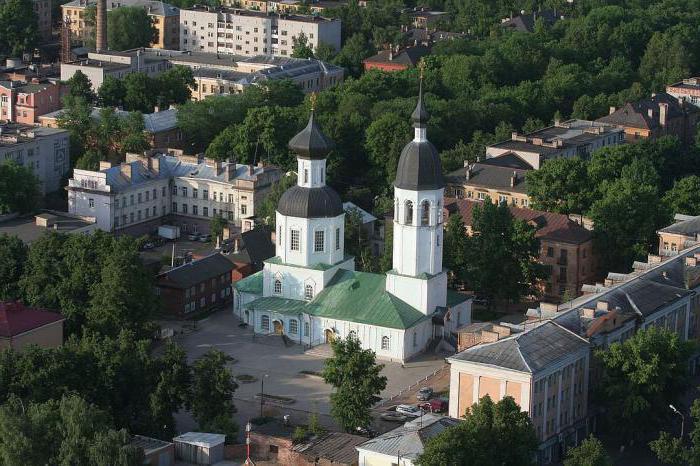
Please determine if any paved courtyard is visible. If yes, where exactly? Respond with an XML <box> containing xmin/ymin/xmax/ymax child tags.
<box><xmin>171</xmin><ymin>310</ymin><xmax>447</xmax><ymax>429</ymax></box>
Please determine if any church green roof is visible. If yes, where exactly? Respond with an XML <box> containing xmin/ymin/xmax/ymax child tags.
<box><xmin>447</xmin><ymin>290</ymin><xmax>472</xmax><ymax>307</ymax></box>
<box><xmin>242</xmin><ymin>269</ymin><xmax>430</xmax><ymax>330</ymax></box>
<box><xmin>234</xmin><ymin>271</ymin><xmax>263</xmax><ymax>294</ymax></box>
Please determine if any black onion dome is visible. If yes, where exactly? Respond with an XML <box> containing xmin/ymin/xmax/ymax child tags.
<box><xmin>394</xmin><ymin>140</ymin><xmax>444</xmax><ymax>190</ymax></box>
<box><xmin>277</xmin><ymin>185</ymin><xmax>344</xmax><ymax>218</ymax></box>
<box><xmin>288</xmin><ymin>112</ymin><xmax>335</xmax><ymax>160</ymax></box>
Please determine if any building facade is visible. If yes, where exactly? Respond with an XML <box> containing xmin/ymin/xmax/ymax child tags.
<box><xmin>67</xmin><ymin>151</ymin><xmax>282</xmax><ymax>235</ymax></box>
<box><xmin>234</xmin><ymin>85</ymin><xmax>472</xmax><ymax>362</ymax></box>
<box><xmin>667</xmin><ymin>77</ymin><xmax>700</xmax><ymax>108</ymax></box>
<box><xmin>62</xmin><ymin>0</ymin><xmax>180</xmax><ymax>50</ymax></box>
<box><xmin>0</xmin><ymin>80</ymin><xmax>63</xmax><ymax>124</ymax></box>
<box><xmin>179</xmin><ymin>7</ymin><xmax>341</xmax><ymax>57</ymax></box>
<box><xmin>33</xmin><ymin>0</ymin><xmax>52</xmax><ymax>42</ymax></box>
<box><xmin>363</xmin><ymin>45</ymin><xmax>430</xmax><ymax>73</ymax></box>
<box><xmin>156</xmin><ymin>253</ymin><xmax>234</xmax><ymax>318</ymax></box>
<box><xmin>0</xmin><ymin>125</ymin><xmax>70</xmax><ymax>195</ymax></box>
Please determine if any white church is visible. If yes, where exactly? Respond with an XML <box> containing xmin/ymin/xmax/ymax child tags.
<box><xmin>233</xmin><ymin>82</ymin><xmax>472</xmax><ymax>362</ymax></box>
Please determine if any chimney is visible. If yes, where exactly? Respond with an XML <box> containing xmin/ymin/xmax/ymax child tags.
<box><xmin>99</xmin><ymin>160</ymin><xmax>113</xmax><ymax>170</ymax></box>
<box><xmin>247</xmin><ymin>165</ymin><xmax>254</xmax><ymax>177</ymax></box>
<box><xmin>596</xmin><ymin>300</ymin><xmax>609</xmax><ymax>311</ymax></box>
<box><xmin>225</xmin><ymin>161</ymin><xmax>237</xmax><ymax>182</ymax></box>
<box><xmin>119</xmin><ymin>162</ymin><xmax>132</xmax><ymax>182</ymax></box>
<box><xmin>233</xmin><ymin>237</ymin><xmax>240</xmax><ymax>253</ymax></box>
<box><xmin>659</xmin><ymin>102</ymin><xmax>668</xmax><ymax>126</ymax></box>
<box><xmin>148</xmin><ymin>156</ymin><xmax>160</xmax><ymax>175</ymax></box>
<box><xmin>582</xmin><ymin>307</ymin><xmax>595</xmax><ymax>319</ymax></box>
<box><xmin>215</xmin><ymin>160</ymin><xmax>223</xmax><ymax>176</ymax></box>
<box><xmin>647</xmin><ymin>108</ymin><xmax>654</xmax><ymax>119</ymax></box>
<box><xmin>609</xmin><ymin>106</ymin><xmax>616</xmax><ymax>115</ymax></box>
<box><xmin>510</xmin><ymin>170</ymin><xmax>517</xmax><ymax>187</ymax></box>
<box><xmin>96</xmin><ymin>0</ymin><xmax>107</xmax><ymax>51</ymax></box>
<box><xmin>465</xmin><ymin>163</ymin><xmax>473</xmax><ymax>180</ymax></box>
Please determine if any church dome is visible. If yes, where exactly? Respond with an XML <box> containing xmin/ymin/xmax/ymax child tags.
<box><xmin>288</xmin><ymin>112</ymin><xmax>335</xmax><ymax>160</ymax></box>
<box><xmin>394</xmin><ymin>140</ymin><xmax>444</xmax><ymax>190</ymax></box>
<box><xmin>277</xmin><ymin>185</ymin><xmax>344</xmax><ymax>218</ymax></box>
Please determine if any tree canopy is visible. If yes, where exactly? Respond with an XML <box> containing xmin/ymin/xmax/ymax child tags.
<box><xmin>107</xmin><ymin>6</ymin><xmax>157</xmax><ymax>51</ymax></box>
<box><xmin>0</xmin><ymin>161</ymin><xmax>40</xmax><ymax>215</ymax></box>
<box><xmin>0</xmin><ymin>0</ymin><xmax>37</xmax><ymax>57</ymax></box>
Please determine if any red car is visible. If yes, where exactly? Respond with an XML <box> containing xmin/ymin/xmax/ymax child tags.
<box><xmin>419</xmin><ymin>399</ymin><xmax>448</xmax><ymax>413</ymax></box>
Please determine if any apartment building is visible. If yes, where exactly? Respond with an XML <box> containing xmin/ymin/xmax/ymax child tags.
<box><xmin>179</xmin><ymin>7</ymin><xmax>341</xmax><ymax>57</ymax></box>
<box><xmin>597</xmin><ymin>92</ymin><xmax>699</xmax><ymax>145</ymax></box>
<box><xmin>61</xmin><ymin>49</ymin><xmax>343</xmax><ymax>95</ymax></box>
<box><xmin>0</xmin><ymin>80</ymin><xmax>63</xmax><ymax>124</ymax></box>
<box><xmin>658</xmin><ymin>214</ymin><xmax>700</xmax><ymax>257</ymax></box>
<box><xmin>444</xmin><ymin>198</ymin><xmax>597</xmax><ymax>300</ymax></box>
<box><xmin>33</xmin><ymin>0</ymin><xmax>52</xmax><ymax>42</ymax></box>
<box><xmin>0</xmin><ymin>124</ymin><xmax>70</xmax><ymax>195</ymax></box>
<box><xmin>62</xmin><ymin>0</ymin><xmax>180</xmax><ymax>50</ymax></box>
<box><xmin>667</xmin><ymin>77</ymin><xmax>700</xmax><ymax>108</ymax></box>
<box><xmin>445</xmin><ymin>153</ymin><xmax>533</xmax><ymax>207</ymax></box>
<box><xmin>156</xmin><ymin>253</ymin><xmax>234</xmax><ymax>318</ymax></box>
<box><xmin>487</xmin><ymin>119</ymin><xmax>624</xmax><ymax>169</ymax></box>
<box><xmin>67</xmin><ymin>150</ymin><xmax>282</xmax><ymax>236</ymax></box>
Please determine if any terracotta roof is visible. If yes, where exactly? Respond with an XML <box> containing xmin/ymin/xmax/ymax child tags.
<box><xmin>444</xmin><ymin>198</ymin><xmax>593</xmax><ymax>244</ymax></box>
<box><xmin>0</xmin><ymin>301</ymin><xmax>64</xmax><ymax>338</ymax></box>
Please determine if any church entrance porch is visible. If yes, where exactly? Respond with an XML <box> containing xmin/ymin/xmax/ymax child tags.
<box><xmin>273</xmin><ymin>320</ymin><xmax>284</xmax><ymax>335</ymax></box>
<box><xmin>324</xmin><ymin>329</ymin><xmax>335</xmax><ymax>343</ymax></box>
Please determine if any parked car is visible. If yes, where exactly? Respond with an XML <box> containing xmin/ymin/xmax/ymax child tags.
<box><xmin>416</xmin><ymin>387</ymin><xmax>433</xmax><ymax>401</ymax></box>
<box><xmin>199</xmin><ymin>234</ymin><xmax>212</xmax><ymax>243</ymax></box>
<box><xmin>380</xmin><ymin>411</ymin><xmax>408</xmax><ymax>422</ymax></box>
<box><xmin>187</xmin><ymin>233</ymin><xmax>200</xmax><ymax>241</ymax></box>
<box><xmin>419</xmin><ymin>399</ymin><xmax>448</xmax><ymax>413</ymax></box>
<box><xmin>395</xmin><ymin>404</ymin><xmax>423</xmax><ymax>417</ymax></box>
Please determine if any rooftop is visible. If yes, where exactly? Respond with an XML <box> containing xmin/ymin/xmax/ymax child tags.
<box><xmin>293</xmin><ymin>432</ymin><xmax>366</xmax><ymax>464</ymax></box>
<box><xmin>227</xmin><ymin>227</ymin><xmax>275</xmax><ymax>266</ymax></box>
<box><xmin>62</xmin><ymin>0</ymin><xmax>179</xmax><ymax>16</ymax></box>
<box><xmin>130</xmin><ymin>435</ymin><xmax>173</xmax><ymax>456</ymax></box>
<box><xmin>667</xmin><ymin>77</ymin><xmax>700</xmax><ymax>91</ymax></box>
<box><xmin>173</xmin><ymin>432</ymin><xmax>225</xmax><ymax>448</ymax></box>
<box><xmin>445</xmin><ymin>155</ymin><xmax>532</xmax><ymax>194</ymax></box>
<box><xmin>0</xmin><ymin>212</ymin><xmax>95</xmax><ymax>244</ymax></box>
<box><xmin>659</xmin><ymin>214</ymin><xmax>700</xmax><ymax>237</ymax></box>
<box><xmin>0</xmin><ymin>301</ymin><xmax>64</xmax><ymax>338</ymax></box>
<box><xmin>363</xmin><ymin>46</ymin><xmax>431</xmax><ymax>67</ymax></box>
<box><xmin>499</xmin><ymin>10</ymin><xmax>561</xmax><ymax>33</ymax></box>
<box><xmin>158</xmin><ymin>253</ymin><xmax>234</xmax><ymax>289</ymax></box>
<box><xmin>40</xmin><ymin>107</ymin><xmax>178</xmax><ymax>133</ymax></box>
<box><xmin>0</xmin><ymin>124</ymin><xmax>67</xmax><ymax>147</ymax></box>
<box><xmin>444</xmin><ymin>198</ymin><xmax>593</xmax><ymax>244</ymax></box>
<box><xmin>183</xmin><ymin>5</ymin><xmax>338</xmax><ymax>22</ymax></box>
<box><xmin>597</xmin><ymin>92</ymin><xmax>698</xmax><ymax>130</ymax></box>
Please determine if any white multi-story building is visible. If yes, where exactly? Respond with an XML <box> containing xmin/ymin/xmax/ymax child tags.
<box><xmin>180</xmin><ymin>7</ymin><xmax>341</xmax><ymax>57</ymax></box>
<box><xmin>233</xmin><ymin>84</ymin><xmax>472</xmax><ymax>362</ymax></box>
<box><xmin>67</xmin><ymin>151</ymin><xmax>282</xmax><ymax>236</ymax></box>
<box><xmin>0</xmin><ymin>124</ymin><xmax>70</xmax><ymax>195</ymax></box>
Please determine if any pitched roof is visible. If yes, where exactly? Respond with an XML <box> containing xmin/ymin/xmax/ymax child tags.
<box><xmin>0</xmin><ymin>301</ymin><xmax>64</xmax><ymax>338</ymax></box>
<box><xmin>234</xmin><ymin>270</ymin><xmax>263</xmax><ymax>294</ymax></box>
<box><xmin>158</xmin><ymin>253</ymin><xmax>233</xmax><ymax>289</ymax></box>
<box><xmin>659</xmin><ymin>215</ymin><xmax>700</xmax><ymax>236</ymax></box>
<box><xmin>596</xmin><ymin>92</ymin><xmax>698</xmax><ymax>130</ymax></box>
<box><xmin>357</xmin><ymin>414</ymin><xmax>459</xmax><ymax>460</ymax></box>
<box><xmin>240</xmin><ymin>269</ymin><xmax>431</xmax><ymax>330</ymax></box>
<box><xmin>449</xmin><ymin>321</ymin><xmax>588</xmax><ymax>373</ymax></box>
<box><xmin>363</xmin><ymin>46</ymin><xmax>431</xmax><ymax>67</ymax></box>
<box><xmin>444</xmin><ymin>198</ymin><xmax>593</xmax><ymax>244</ymax></box>
<box><xmin>446</xmin><ymin>157</ymin><xmax>531</xmax><ymax>194</ymax></box>
<box><xmin>499</xmin><ymin>10</ymin><xmax>559</xmax><ymax>33</ymax></box>
<box><xmin>227</xmin><ymin>228</ymin><xmax>275</xmax><ymax>266</ymax></box>
<box><xmin>293</xmin><ymin>432</ymin><xmax>366</xmax><ymax>464</ymax></box>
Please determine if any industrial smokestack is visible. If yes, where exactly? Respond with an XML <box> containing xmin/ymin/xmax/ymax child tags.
<box><xmin>96</xmin><ymin>0</ymin><xmax>107</xmax><ymax>51</ymax></box>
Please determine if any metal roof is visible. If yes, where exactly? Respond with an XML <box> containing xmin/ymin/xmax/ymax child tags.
<box><xmin>173</xmin><ymin>432</ymin><xmax>225</xmax><ymax>448</ymax></box>
<box><xmin>288</xmin><ymin>111</ymin><xmax>335</xmax><ymax>160</ymax></box>
<box><xmin>158</xmin><ymin>253</ymin><xmax>233</xmax><ymax>289</ymax></box>
<box><xmin>277</xmin><ymin>185</ymin><xmax>344</xmax><ymax>219</ymax></box>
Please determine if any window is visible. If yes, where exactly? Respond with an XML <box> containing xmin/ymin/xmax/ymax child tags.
<box><xmin>130</xmin><ymin>194</ymin><xmax>134</xmax><ymax>205</ymax></box>
<box><xmin>130</xmin><ymin>212</ymin><xmax>134</xmax><ymax>223</ymax></box>
<box><xmin>193</xmin><ymin>205</ymin><xmax>198</xmax><ymax>215</ymax></box>
<box><xmin>182</xmin><ymin>187</ymin><xmax>188</xmax><ymax>197</ymax></box>
<box><xmin>381</xmin><ymin>336</ymin><xmax>390</xmax><ymax>350</ymax></box>
<box><xmin>203</xmin><ymin>207</ymin><xmax>208</xmax><ymax>217</ymax></box>
<box><xmin>547</xmin><ymin>247</ymin><xmax>554</xmax><ymax>257</ymax></box>
<box><xmin>314</xmin><ymin>230</ymin><xmax>324</xmax><ymax>252</ymax></box>
<box><xmin>241</xmin><ymin>204</ymin><xmax>247</xmax><ymax>215</ymax></box>
<box><xmin>172</xmin><ymin>202</ymin><xmax>177</xmax><ymax>213</ymax></box>
<box><xmin>138</xmin><ymin>192</ymin><xmax>142</xmax><ymax>203</ymax></box>
<box><xmin>88</xmin><ymin>198</ymin><xmax>94</xmax><ymax>208</ymax></box>
<box><xmin>289</xmin><ymin>319</ymin><xmax>298</xmax><ymax>335</ymax></box>
<box><xmin>172</xmin><ymin>185</ymin><xmax>177</xmax><ymax>195</ymax></box>
<box><xmin>182</xmin><ymin>204</ymin><xmax>188</xmax><ymax>214</ymax></box>
<box><xmin>193</xmin><ymin>188</ymin><xmax>198</xmax><ymax>198</ymax></box>
<box><xmin>261</xmin><ymin>315</ymin><xmax>270</xmax><ymax>331</ymax></box>
<box><xmin>273</xmin><ymin>279</ymin><xmax>282</xmax><ymax>294</ymax></box>
<box><xmin>304</xmin><ymin>322</ymin><xmax>309</xmax><ymax>336</ymax></box>
<box><xmin>153</xmin><ymin>206</ymin><xmax>156</xmax><ymax>216</ymax></box>
<box><xmin>304</xmin><ymin>284</ymin><xmax>313</xmax><ymax>300</ymax></box>
<box><xmin>203</xmin><ymin>189</ymin><xmax>208</xmax><ymax>199</ymax></box>
<box><xmin>404</xmin><ymin>200</ymin><xmax>413</xmax><ymax>225</ymax></box>
<box><xmin>335</xmin><ymin>227</ymin><xmax>340</xmax><ymax>250</ymax></box>
<box><xmin>153</xmin><ymin>188</ymin><xmax>157</xmax><ymax>199</ymax></box>
<box><xmin>162</xmin><ymin>186</ymin><xmax>166</xmax><ymax>197</ymax></box>
<box><xmin>114</xmin><ymin>216</ymin><xmax>119</xmax><ymax>227</ymax></box>
<box><xmin>290</xmin><ymin>229</ymin><xmax>300</xmax><ymax>251</ymax></box>
<box><xmin>115</xmin><ymin>198</ymin><xmax>119</xmax><ymax>208</ymax></box>
<box><xmin>477</xmin><ymin>192</ymin><xmax>485</xmax><ymax>200</ymax></box>
<box><xmin>413</xmin><ymin>331</ymin><xmax>417</xmax><ymax>347</ymax></box>
<box><xmin>421</xmin><ymin>200</ymin><xmax>430</xmax><ymax>226</ymax></box>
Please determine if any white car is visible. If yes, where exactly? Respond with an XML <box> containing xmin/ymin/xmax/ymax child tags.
<box><xmin>395</xmin><ymin>404</ymin><xmax>423</xmax><ymax>417</ymax></box>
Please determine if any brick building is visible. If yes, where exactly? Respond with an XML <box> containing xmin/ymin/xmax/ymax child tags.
<box><xmin>362</xmin><ymin>45</ymin><xmax>430</xmax><ymax>72</ymax></box>
<box><xmin>597</xmin><ymin>92</ymin><xmax>699</xmax><ymax>145</ymax></box>
<box><xmin>0</xmin><ymin>301</ymin><xmax>64</xmax><ymax>351</ymax></box>
<box><xmin>667</xmin><ymin>77</ymin><xmax>700</xmax><ymax>108</ymax></box>
<box><xmin>227</xmin><ymin>227</ymin><xmax>276</xmax><ymax>281</ymax></box>
<box><xmin>444</xmin><ymin>198</ymin><xmax>597</xmax><ymax>300</ymax></box>
<box><xmin>156</xmin><ymin>253</ymin><xmax>234</xmax><ymax>318</ymax></box>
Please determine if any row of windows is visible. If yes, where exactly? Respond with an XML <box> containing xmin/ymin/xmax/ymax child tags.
<box><xmin>395</xmin><ymin>199</ymin><xmax>441</xmax><ymax>226</ymax></box>
<box><xmin>114</xmin><ymin>205</ymin><xmax>165</xmax><ymax>227</ymax></box>
<box><xmin>172</xmin><ymin>203</ymin><xmax>241</xmax><ymax>219</ymax></box>
<box><xmin>184</xmin><ymin>287</ymin><xmax>231</xmax><ymax>313</ymax></box>
<box><xmin>185</xmin><ymin>274</ymin><xmax>229</xmax><ymax>298</ymax></box>
<box><xmin>273</xmin><ymin>279</ymin><xmax>314</xmax><ymax>300</ymax></box>
<box><xmin>283</xmin><ymin>227</ymin><xmax>341</xmax><ymax>253</ymax></box>
<box><xmin>174</xmin><ymin>186</ymin><xmax>246</xmax><ymax>204</ymax></box>
<box><xmin>114</xmin><ymin>186</ymin><xmax>167</xmax><ymax>209</ymax></box>
<box><xmin>452</xmin><ymin>188</ymin><xmax>530</xmax><ymax>207</ymax></box>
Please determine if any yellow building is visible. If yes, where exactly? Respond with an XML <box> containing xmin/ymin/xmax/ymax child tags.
<box><xmin>61</xmin><ymin>0</ymin><xmax>180</xmax><ymax>50</ymax></box>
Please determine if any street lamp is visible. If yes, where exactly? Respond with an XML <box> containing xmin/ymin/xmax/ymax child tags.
<box><xmin>260</xmin><ymin>373</ymin><xmax>269</xmax><ymax>418</ymax></box>
<box><xmin>245</xmin><ymin>421</ymin><xmax>252</xmax><ymax>462</ymax></box>
<box><xmin>670</xmin><ymin>404</ymin><xmax>685</xmax><ymax>438</ymax></box>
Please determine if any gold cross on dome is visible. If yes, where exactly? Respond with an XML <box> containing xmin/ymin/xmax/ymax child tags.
<box><xmin>310</xmin><ymin>92</ymin><xmax>317</xmax><ymax>111</ymax></box>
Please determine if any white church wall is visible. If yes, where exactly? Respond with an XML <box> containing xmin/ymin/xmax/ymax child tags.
<box><xmin>385</xmin><ymin>271</ymin><xmax>447</xmax><ymax>315</ymax></box>
<box><xmin>275</xmin><ymin>212</ymin><xmax>345</xmax><ymax>267</ymax></box>
<box><xmin>402</xmin><ymin>318</ymin><xmax>434</xmax><ymax>361</ymax></box>
<box><xmin>233</xmin><ymin>290</ymin><xmax>259</xmax><ymax>322</ymax></box>
<box><xmin>263</xmin><ymin>263</ymin><xmax>326</xmax><ymax>300</ymax></box>
<box><xmin>447</xmin><ymin>299</ymin><xmax>472</xmax><ymax>334</ymax></box>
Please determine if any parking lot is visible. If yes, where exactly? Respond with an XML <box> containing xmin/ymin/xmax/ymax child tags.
<box><xmin>169</xmin><ymin>310</ymin><xmax>448</xmax><ymax>433</ymax></box>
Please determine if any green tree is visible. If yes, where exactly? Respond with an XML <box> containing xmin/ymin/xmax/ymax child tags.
<box><xmin>344</xmin><ymin>207</ymin><xmax>374</xmax><ymax>272</ymax></box>
<box><xmin>149</xmin><ymin>342</ymin><xmax>192</xmax><ymax>439</ymax></box>
<box><xmin>364</xmin><ymin>112</ymin><xmax>410</xmax><ymax>187</ymax></box>
<box><xmin>443</xmin><ymin>213</ymin><xmax>468</xmax><ymax>285</ymax></box>
<box><xmin>527</xmin><ymin>157</ymin><xmax>592</xmax><ymax>214</ymax></box>
<box><xmin>191</xmin><ymin>350</ymin><xmax>238</xmax><ymax>442</ymax></box>
<box><xmin>123</xmin><ymin>72</ymin><xmax>157</xmax><ymax>113</ymax></box>
<box><xmin>57</xmin><ymin>95</ymin><xmax>95</xmax><ymax>158</ymax></box>
<box><xmin>322</xmin><ymin>334</ymin><xmax>387</xmax><ymax>431</ymax></box>
<box><xmin>639</xmin><ymin>29</ymin><xmax>692</xmax><ymax>90</ymax></box>
<box><xmin>210</xmin><ymin>215</ymin><xmax>227</xmax><ymax>242</ymax></box>
<box><xmin>291</xmin><ymin>32</ymin><xmax>314</xmax><ymax>59</ymax></box>
<box><xmin>107</xmin><ymin>6</ymin><xmax>157</xmax><ymax>51</ymax></box>
<box><xmin>596</xmin><ymin>327</ymin><xmax>693</xmax><ymax>441</ymax></box>
<box><xmin>65</xmin><ymin>71</ymin><xmax>96</xmax><ymax>103</ymax></box>
<box><xmin>0</xmin><ymin>0</ymin><xmax>38</xmax><ymax>57</ymax></box>
<box><xmin>650</xmin><ymin>397</ymin><xmax>700</xmax><ymax>465</ymax></box>
<box><xmin>315</xmin><ymin>41</ymin><xmax>336</xmax><ymax>62</ymax></box>
<box><xmin>98</xmin><ymin>75</ymin><xmax>126</xmax><ymax>108</ymax></box>
<box><xmin>156</xmin><ymin>66</ymin><xmax>195</xmax><ymax>106</ymax></box>
<box><xmin>333</xmin><ymin>33</ymin><xmax>373</xmax><ymax>77</ymax></box>
<box><xmin>255</xmin><ymin>173</ymin><xmax>296</xmax><ymax>228</ymax></box>
<box><xmin>417</xmin><ymin>396</ymin><xmax>538</xmax><ymax>466</ymax></box>
<box><xmin>463</xmin><ymin>201</ymin><xmax>543</xmax><ymax>305</ymax></box>
<box><xmin>0</xmin><ymin>234</ymin><xmax>27</xmax><ymax>300</ymax></box>
<box><xmin>564</xmin><ymin>435</ymin><xmax>613</xmax><ymax>466</ymax></box>
<box><xmin>663</xmin><ymin>176</ymin><xmax>700</xmax><ymax>216</ymax></box>
<box><xmin>0</xmin><ymin>161</ymin><xmax>40</xmax><ymax>214</ymax></box>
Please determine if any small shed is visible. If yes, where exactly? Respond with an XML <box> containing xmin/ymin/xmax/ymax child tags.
<box><xmin>130</xmin><ymin>435</ymin><xmax>174</xmax><ymax>466</ymax></box>
<box><xmin>173</xmin><ymin>432</ymin><xmax>226</xmax><ymax>465</ymax></box>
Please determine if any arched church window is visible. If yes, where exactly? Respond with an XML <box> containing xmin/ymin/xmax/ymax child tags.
<box><xmin>421</xmin><ymin>200</ymin><xmax>430</xmax><ymax>226</ymax></box>
<box><xmin>381</xmin><ymin>335</ymin><xmax>390</xmax><ymax>350</ymax></box>
<box><xmin>274</xmin><ymin>279</ymin><xmax>282</xmax><ymax>294</ymax></box>
<box><xmin>261</xmin><ymin>315</ymin><xmax>270</xmax><ymax>331</ymax></box>
<box><xmin>404</xmin><ymin>201</ymin><xmax>413</xmax><ymax>225</ymax></box>
<box><xmin>304</xmin><ymin>284</ymin><xmax>314</xmax><ymax>300</ymax></box>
